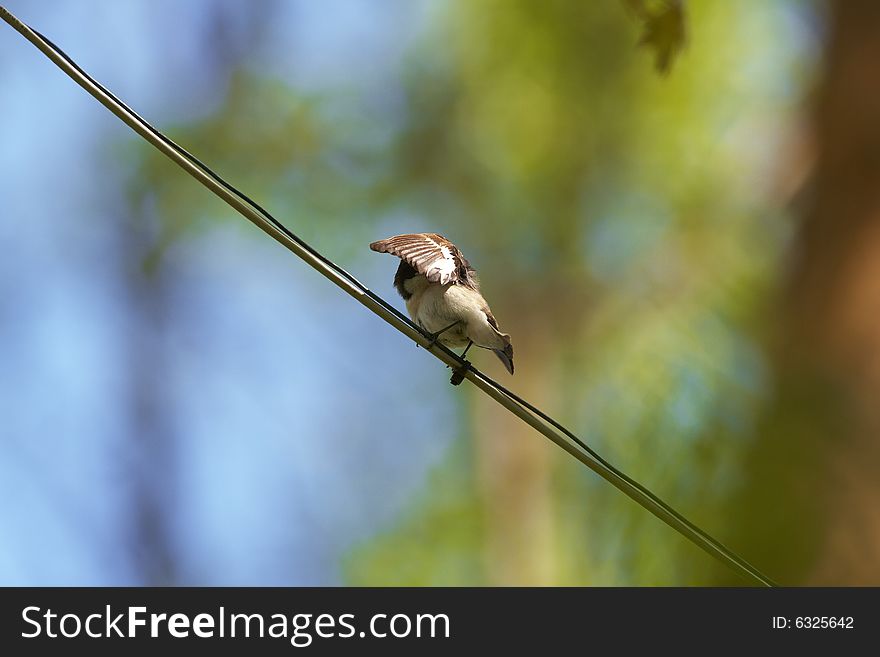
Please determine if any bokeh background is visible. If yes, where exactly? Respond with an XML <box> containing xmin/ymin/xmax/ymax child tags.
<box><xmin>1</xmin><ymin>0</ymin><xmax>876</xmax><ymax>585</ymax></box>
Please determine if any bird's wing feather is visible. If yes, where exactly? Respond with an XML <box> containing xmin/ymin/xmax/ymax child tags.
<box><xmin>370</xmin><ymin>233</ymin><xmax>475</xmax><ymax>286</ymax></box>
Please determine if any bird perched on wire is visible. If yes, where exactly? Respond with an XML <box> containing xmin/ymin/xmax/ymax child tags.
<box><xmin>370</xmin><ymin>233</ymin><xmax>514</xmax><ymax>383</ymax></box>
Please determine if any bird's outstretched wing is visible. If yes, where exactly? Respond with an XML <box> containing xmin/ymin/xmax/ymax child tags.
<box><xmin>369</xmin><ymin>233</ymin><xmax>477</xmax><ymax>287</ymax></box>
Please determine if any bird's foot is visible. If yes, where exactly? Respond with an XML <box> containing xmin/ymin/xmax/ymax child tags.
<box><xmin>449</xmin><ymin>361</ymin><xmax>470</xmax><ymax>386</ymax></box>
<box><xmin>421</xmin><ymin>320</ymin><xmax>460</xmax><ymax>349</ymax></box>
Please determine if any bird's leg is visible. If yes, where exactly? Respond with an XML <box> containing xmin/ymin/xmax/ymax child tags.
<box><xmin>450</xmin><ymin>341</ymin><xmax>473</xmax><ymax>386</ymax></box>
<box><xmin>424</xmin><ymin>320</ymin><xmax>460</xmax><ymax>348</ymax></box>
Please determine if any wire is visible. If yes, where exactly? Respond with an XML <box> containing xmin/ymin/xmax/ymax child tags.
<box><xmin>0</xmin><ymin>5</ymin><xmax>777</xmax><ymax>587</ymax></box>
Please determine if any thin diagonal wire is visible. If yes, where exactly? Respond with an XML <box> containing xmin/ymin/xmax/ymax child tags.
<box><xmin>0</xmin><ymin>5</ymin><xmax>777</xmax><ymax>586</ymax></box>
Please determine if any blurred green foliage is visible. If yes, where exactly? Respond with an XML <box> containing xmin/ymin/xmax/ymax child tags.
<box><xmin>130</xmin><ymin>0</ymin><xmax>814</xmax><ymax>585</ymax></box>
<box><xmin>625</xmin><ymin>0</ymin><xmax>687</xmax><ymax>74</ymax></box>
<box><xmin>346</xmin><ymin>0</ymin><xmax>807</xmax><ymax>585</ymax></box>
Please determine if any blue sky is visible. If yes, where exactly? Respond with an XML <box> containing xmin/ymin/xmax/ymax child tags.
<box><xmin>0</xmin><ymin>0</ymin><xmax>457</xmax><ymax>585</ymax></box>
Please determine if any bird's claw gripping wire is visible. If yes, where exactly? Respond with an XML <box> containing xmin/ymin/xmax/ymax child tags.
<box><xmin>449</xmin><ymin>360</ymin><xmax>470</xmax><ymax>386</ymax></box>
<box><xmin>421</xmin><ymin>320</ymin><xmax>460</xmax><ymax>349</ymax></box>
<box><xmin>449</xmin><ymin>340</ymin><xmax>473</xmax><ymax>385</ymax></box>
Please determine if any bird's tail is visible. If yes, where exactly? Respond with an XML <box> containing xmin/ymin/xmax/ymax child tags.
<box><xmin>493</xmin><ymin>334</ymin><xmax>514</xmax><ymax>375</ymax></box>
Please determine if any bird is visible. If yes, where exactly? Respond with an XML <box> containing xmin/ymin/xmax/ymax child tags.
<box><xmin>370</xmin><ymin>233</ymin><xmax>514</xmax><ymax>378</ymax></box>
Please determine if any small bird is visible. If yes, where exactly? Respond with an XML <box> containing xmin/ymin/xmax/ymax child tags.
<box><xmin>370</xmin><ymin>233</ymin><xmax>514</xmax><ymax>377</ymax></box>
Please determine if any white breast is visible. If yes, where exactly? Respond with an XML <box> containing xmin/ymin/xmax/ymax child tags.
<box><xmin>408</xmin><ymin>283</ymin><xmax>505</xmax><ymax>350</ymax></box>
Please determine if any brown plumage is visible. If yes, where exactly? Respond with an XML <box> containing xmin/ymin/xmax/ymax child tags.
<box><xmin>370</xmin><ymin>233</ymin><xmax>514</xmax><ymax>375</ymax></box>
